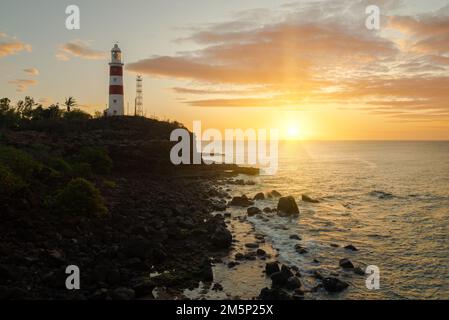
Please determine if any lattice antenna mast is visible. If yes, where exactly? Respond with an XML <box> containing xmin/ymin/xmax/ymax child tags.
<box><xmin>135</xmin><ymin>75</ymin><xmax>144</xmax><ymax>117</ymax></box>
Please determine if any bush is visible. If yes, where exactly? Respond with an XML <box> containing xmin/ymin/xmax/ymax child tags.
<box><xmin>48</xmin><ymin>157</ymin><xmax>72</xmax><ymax>175</ymax></box>
<box><xmin>102</xmin><ymin>179</ymin><xmax>117</xmax><ymax>189</ymax></box>
<box><xmin>63</xmin><ymin>109</ymin><xmax>92</xmax><ymax>120</ymax></box>
<box><xmin>0</xmin><ymin>146</ymin><xmax>41</xmax><ymax>180</ymax></box>
<box><xmin>0</xmin><ymin>164</ymin><xmax>26</xmax><ymax>200</ymax></box>
<box><xmin>77</xmin><ymin>147</ymin><xmax>112</xmax><ymax>174</ymax></box>
<box><xmin>55</xmin><ymin>178</ymin><xmax>108</xmax><ymax>217</ymax></box>
<box><xmin>71</xmin><ymin>162</ymin><xmax>93</xmax><ymax>179</ymax></box>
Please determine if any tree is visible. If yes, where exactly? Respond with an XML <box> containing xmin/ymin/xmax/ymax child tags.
<box><xmin>30</xmin><ymin>104</ymin><xmax>63</xmax><ymax>120</ymax></box>
<box><xmin>93</xmin><ymin>111</ymin><xmax>103</xmax><ymax>119</ymax></box>
<box><xmin>0</xmin><ymin>98</ymin><xmax>11</xmax><ymax>113</ymax></box>
<box><xmin>64</xmin><ymin>97</ymin><xmax>77</xmax><ymax>112</ymax></box>
<box><xmin>16</xmin><ymin>96</ymin><xmax>37</xmax><ymax>119</ymax></box>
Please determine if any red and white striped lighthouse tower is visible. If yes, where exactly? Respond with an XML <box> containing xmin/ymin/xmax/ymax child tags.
<box><xmin>107</xmin><ymin>43</ymin><xmax>124</xmax><ymax>116</ymax></box>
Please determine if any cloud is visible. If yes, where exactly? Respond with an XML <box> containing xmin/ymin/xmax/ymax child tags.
<box><xmin>0</xmin><ymin>33</ymin><xmax>32</xmax><ymax>58</ymax></box>
<box><xmin>56</xmin><ymin>40</ymin><xmax>106</xmax><ymax>61</ymax></box>
<box><xmin>8</xmin><ymin>79</ymin><xmax>38</xmax><ymax>92</ymax></box>
<box><xmin>127</xmin><ymin>1</ymin><xmax>449</xmax><ymax>122</ymax></box>
<box><xmin>172</xmin><ymin>86</ymin><xmax>265</xmax><ymax>95</ymax></box>
<box><xmin>23</xmin><ymin>67</ymin><xmax>39</xmax><ymax>76</ymax></box>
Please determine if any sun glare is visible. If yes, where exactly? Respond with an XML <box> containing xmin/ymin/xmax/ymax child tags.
<box><xmin>286</xmin><ymin>125</ymin><xmax>301</xmax><ymax>140</ymax></box>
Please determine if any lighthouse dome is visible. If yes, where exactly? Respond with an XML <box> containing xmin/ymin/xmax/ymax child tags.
<box><xmin>112</xmin><ymin>43</ymin><xmax>121</xmax><ymax>52</ymax></box>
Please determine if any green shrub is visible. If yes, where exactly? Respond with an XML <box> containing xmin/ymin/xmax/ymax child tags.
<box><xmin>63</xmin><ymin>109</ymin><xmax>92</xmax><ymax>120</ymax></box>
<box><xmin>55</xmin><ymin>178</ymin><xmax>108</xmax><ymax>217</ymax></box>
<box><xmin>0</xmin><ymin>164</ymin><xmax>26</xmax><ymax>199</ymax></box>
<box><xmin>71</xmin><ymin>162</ymin><xmax>93</xmax><ymax>179</ymax></box>
<box><xmin>102</xmin><ymin>179</ymin><xmax>117</xmax><ymax>189</ymax></box>
<box><xmin>48</xmin><ymin>157</ymin><xmax>72</xmax><ymax>175</ymax></box>
<box><xmin>0</xmin><ymin>146</ymin><xmax>41</xmax><ymax>180</ymax></box>
<box><xmin>77</xmin><ymin>147</ymin><xmax>112</xmax><ymax>174</ymax></box>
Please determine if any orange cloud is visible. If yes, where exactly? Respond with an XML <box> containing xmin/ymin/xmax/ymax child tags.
<box><xmin>128</xmin><ymin>1</ymin><xmax>448</xmax><ymax>122</ymax></box>
<box><xmin>23</xmin><ymin>67</ymin><xmax>39</xmax><ymax>76</ymax></box>
<box><xmin>56</xmin><ymin>40</ymin><xmax>106</xmax><ymax>61</ymax></box>
<box><xmin>0</xmin><ymin>33</ymin><xmax>32</xmax><ymax>58</ymax></box>
<box><xmin>8</xmin><ymin>79</ymin><xmax>38</xmax><ymax>92</ymax></box>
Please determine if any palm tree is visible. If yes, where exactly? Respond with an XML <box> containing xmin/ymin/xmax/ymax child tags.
<box><xmin>64</xmin><ymin>97</ymin><xmax>77</xmax><ymax>112</ymax></box>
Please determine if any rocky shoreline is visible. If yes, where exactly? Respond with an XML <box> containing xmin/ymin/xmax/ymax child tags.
<box><xmin>182</xmin><ymin>178</ymin><xmax>366</xmax><ymax>301</ymax></box>
<box><xmin>0</xmin><ymin>116</ymin><xmax>256</xmax><ymax>300</ymax></box>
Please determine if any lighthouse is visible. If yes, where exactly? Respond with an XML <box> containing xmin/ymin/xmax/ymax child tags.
<box><xmin>107</xmin><ymin>43</ymin><xmax>124</xmax><ymax>116</ymax></box>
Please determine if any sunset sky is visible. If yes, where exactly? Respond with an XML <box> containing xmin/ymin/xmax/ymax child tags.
<box><xmin>1</xmin><ymin>0</ymin><xmax>449</xmax><ymax>140</ymax></box>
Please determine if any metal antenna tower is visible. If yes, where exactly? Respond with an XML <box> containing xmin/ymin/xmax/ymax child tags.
<box><xmin>135</xmin><ymin>75</ymin><xmax>144</xmax><ymax>117</ymax></box>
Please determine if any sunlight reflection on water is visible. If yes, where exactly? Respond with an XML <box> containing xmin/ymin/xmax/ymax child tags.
<box><xmin>226</xmin><ymin>141</ymin><xmax>449</xmax><ymax>299</ymax></box>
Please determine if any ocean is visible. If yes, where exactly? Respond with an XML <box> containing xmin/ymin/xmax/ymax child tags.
<box><xmin>201</xmin><ymin>141</ymin><xmax>449</xmax><ymax>300</ymax></box>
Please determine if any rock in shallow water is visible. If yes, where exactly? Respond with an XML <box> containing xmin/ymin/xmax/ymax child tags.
<box><xmin>322</xmin><ymin>277</ymin><xmax>349</xmax><ymax>292</ymax></box>
<box><xmin>353</xmin><ymin>267</ymin><xmax>365</xmax><ymax>275</ymax></box>
<box><xmin>339</xmin><ymin>258</ymin><xmax>355</xmax><ymax>269</ymax></box>
<box><xmin>295</xmin><ymin>244</ymin><xmax>308</xmax><ymax>254</ymax></box>
<box><xmin>302</xmin><ymin>194</ymin><xmax>320</xmax><ymax>203</ymax></box>
<box><xmin>344</xmin><ymin>244</ymin><xmax>358</xmax><ymax>251</ymax></box>
<box><xmin>247</xmin><ymin>207</ymin><xmax>262</xmax><ymax>216</ymax></box>
<box><xmin>253</xmin><ymin>193</ymin><xmax>265</xmax><ymax>200</ymax></box>
<box><xmin>281</xmin><ymin>265</ymin><xmax>293</xmax><ymax>278</ymax></box>
<box><xmin>229</xmin><ymin>195</ymin><xmax>254</xmax><ymax>207</ymax></box>
<box><xmin>269</xmin><ymin>190</ymin><xmax>282</xmax><ymax>198</ymax></box>
<box><xmin>245</xmin><ymin>242</ymin><xmax>259</xmax><ymax>249</ymax></box>
<box><xmin>271</xmin><ymin>271</ymin><xmax>289</xmax><ymax>287</ymax></box>
<box><xmin>285</xmin><ymin>276</ymin><xmax>302</xmax><ymax>290</ymax></box>
<box><xmin>265</xmin><ymin>262</ymin><xmax>280</xmax><ymax>275</ymax></box>
<box><xmin>277</xmin><ymin>196</ymin><xmax>300</xmax><ymax>217</ymax></box>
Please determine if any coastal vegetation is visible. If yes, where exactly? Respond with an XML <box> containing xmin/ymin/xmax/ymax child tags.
<box><xmin>0</xmin><ymin>96</ymin><xmax>244</xmax><ymax>300</ymax></box>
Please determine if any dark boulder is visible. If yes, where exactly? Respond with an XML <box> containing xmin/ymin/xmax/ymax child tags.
<box><xmin>344</xmin><ymin>244</ymin><xmax>358</xmax><ymax>251</ymax></box>
<box><xmin>211</xmin><ymin>201</ymin><xmax>227</xmax><ymax>212</ymax></box>
<box><xmin>256</xmin><ymin>248</ymin><xmax>266</xmax><ymax>256</ymax></box>
<box><xmin>295</xmin><ymin>244</ymin><xmax>308</xmax><ymax>254</ymax></box>
<box><xmin>254</xmin><ymin>193</ymin><xmax>265</xmax><ymax>200</ymax></box>
<box><xmin>247</xmin><ymin>207</ymin><xmax>262</xmax><ymax>216</ymax></box>
<box><xmin>302</xmin><ymin>194</ymin><xmax>320</xmax><ymax>203</ymax></box>
<box><xmin>280</xmin><ymin>265</ymin><xmax>294</xmax><ymax>278</ymax></box>
<box><xmin>212</xmin><ymin>283</ymin><xmax>223</xmax><ymax>291</ymax></box>
<box><xmin>285</xmin><ymin>276</ymin><xmax>302</xmax><ymax>290</ymax></box>
<box><xmin>210</xmin><ymin>225</ymin><xmax>233</xmax><ymax>249</ymax></box>
<box><xmin>245</xmin><ymin>242</ymin><xmax>259</xmax><ymax>249</ymax></box>
<box><xmin>271</xmin><ymin>271</ymin><xmax>289</xmax><ymax>287</ymax></box>
<box><xmin>339</xmin><ymin>258</ymin><xmax>355</xmax><ymax>269</ymax></box>
<box><xmin>277</xmin><ymin>196</ymin><xmax>299</xmax><ymax>216</ymax></box>
<box><xmin>269</xmin><ymin>190</ymin><xmax>282</xmax><ymax>198</ymax></box>
<box><xmin>111</xmin><ymin>287</ymin><xmax>136</xmax><ymax>300</ymax></box>
<box><xmin>353</xmin><ymin>267</ymin><xmax>365</xmax><ymax>275</ymax></box>
<box><xmin>123</xmin><ymin>239</ymin><xmax>153</xmax><ymax>259</ymax></box>
<box><xmin>198</xmin><ymin>258</ymin><xmax>214</xmax><ymax>282</ymax></box>
<box><xmin>229</xmin><ymin>195</ymin><xmax>254</xmax><ymax>207</ymax></box>
<box><xmin>289</xmin><ymin>235</ymin><xmax>301</xmax><ymax>240</ymax></box>
<box><xmin>235</xmin><ymin>253</ymin><xmax>245</xmax><ymax>260</ymax></box>
<box><xmin>322</xmin><ymin>277</ymin><xmax>349</xmax><ymax>292</ymax></box>
<box><xmin>263</xmin><ymin>207</ymin><xmax>272</xmax><ymax>213</ymax></box>
<box><xmin>265</xmin><ymin>262</ymin><xmax>280</xmax><ymax>275</ymax></box>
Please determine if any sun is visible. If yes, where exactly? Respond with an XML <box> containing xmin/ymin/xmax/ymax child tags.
<box><xmin>286</xmin><ymin>125</ymin><xmax>301</xmax><ymax>140</ymax></box>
